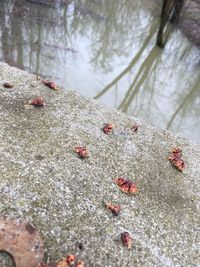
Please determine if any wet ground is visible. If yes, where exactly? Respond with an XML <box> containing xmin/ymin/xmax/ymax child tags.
<box><xmin>0</xmin><ymin>0</ymin><xmax>199</xmax><ymax>143</ymax></box>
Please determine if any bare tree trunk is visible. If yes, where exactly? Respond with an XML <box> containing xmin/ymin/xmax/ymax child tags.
<box><xmin>157</xmin><ymin>0</ymin><xmax>184</xmax><ymax>48</ymax></box>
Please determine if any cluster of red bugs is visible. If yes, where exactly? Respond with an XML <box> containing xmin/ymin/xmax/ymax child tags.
<box><xmin>114</xmin><ymin>177</ymin><xmax>138</xmax><ymax>194</ymax></box>
<box><xmin>1</xmin><ymin>77</ymin><xmax>186</xmax><ymax>262</ymax></box>
<box><xmin>37</xmin><ymin>254</ymin><xmax>84</xmax><ymax>267</ymax></box>
<box><xmin>121</xmin><ymin>232</ymin><xmax>132</xmax><ymax>249</ymax></box>
<box><xmin>43</xmin><ymin>80</ymin><xmax>58</xmax><ymax>90</ymax></box>
<box><xmin>168</xmin><ymin>148</ymin><xmax>185</xmax><ymax>171</ymax></box>
<box><xmin>106</xmin><ymin>176</ymin><xmax>137</xmax><ymax>249</ymax></box>
<box><xmin>106</xmin><ymin>203</ymin><xmax>121</xmax><ymax>216</ymax></box>
<box><xmin>74</xmin><ymin>121</ymin><xmax>186</xmax><ymax>249</ymax></box>
<box><xmin>74</xmin><ymin>123</ymin><xmax>139</xmax><ymax>249</ymax></box>
<box><xmin>103</xmin><ymin>123</ymin><xmax>115</xmax><ymax>134</ymax></box>
<box><xmin>28</xmin><ymin>79</ymin><xmax>59</xmax><ymax>107</ymax></box>
<box><xmin>75</xmin><ymin>146</ymin><xmax>88</xmax><ymax>159</ymax></box>
<box><xmin>29</xmin><ymin>97</ymin><xmax>45</xmax><ymax>107</ymax></box>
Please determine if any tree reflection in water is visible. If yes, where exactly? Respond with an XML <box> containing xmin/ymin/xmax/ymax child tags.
<box><xmin>0</xmin><ymin>0</ymin><xmax>199</xmax><ymax>142</ymax></box>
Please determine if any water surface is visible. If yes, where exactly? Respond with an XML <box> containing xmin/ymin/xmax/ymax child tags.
<box><xmin>0</xmin><ymin>0</ymin><xmax>199</xmax><ymax>143</ymax></box>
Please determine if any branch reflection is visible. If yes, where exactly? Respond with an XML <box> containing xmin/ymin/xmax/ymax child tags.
<box><xmin>0</xmin><ymin>0</ymin><xmax>199</xmax><ymax>142</ymax></box>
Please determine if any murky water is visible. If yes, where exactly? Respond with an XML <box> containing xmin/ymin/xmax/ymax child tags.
<box><xmin>0</xmin><ymin>0</ymin><xmax>199</xmax><ymax>143</ymax></box>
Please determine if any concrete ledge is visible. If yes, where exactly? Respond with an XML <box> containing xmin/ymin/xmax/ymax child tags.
<box><xmin>0</xmin><ymin>63</ymin><xmax>199</xmax><ymax>266</ymax></box>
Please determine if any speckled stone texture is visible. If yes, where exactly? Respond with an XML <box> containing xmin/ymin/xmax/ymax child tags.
<box><xmin>0</xmin><ymin>63</ymin><xmax>199</xmax><ymax>267</ymax></box>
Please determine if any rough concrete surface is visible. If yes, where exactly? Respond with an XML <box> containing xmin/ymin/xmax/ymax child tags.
<box><xmin>0</xmin><ymin>63</ymin><xmax>199</xmax><ymax>267</ymax></box>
